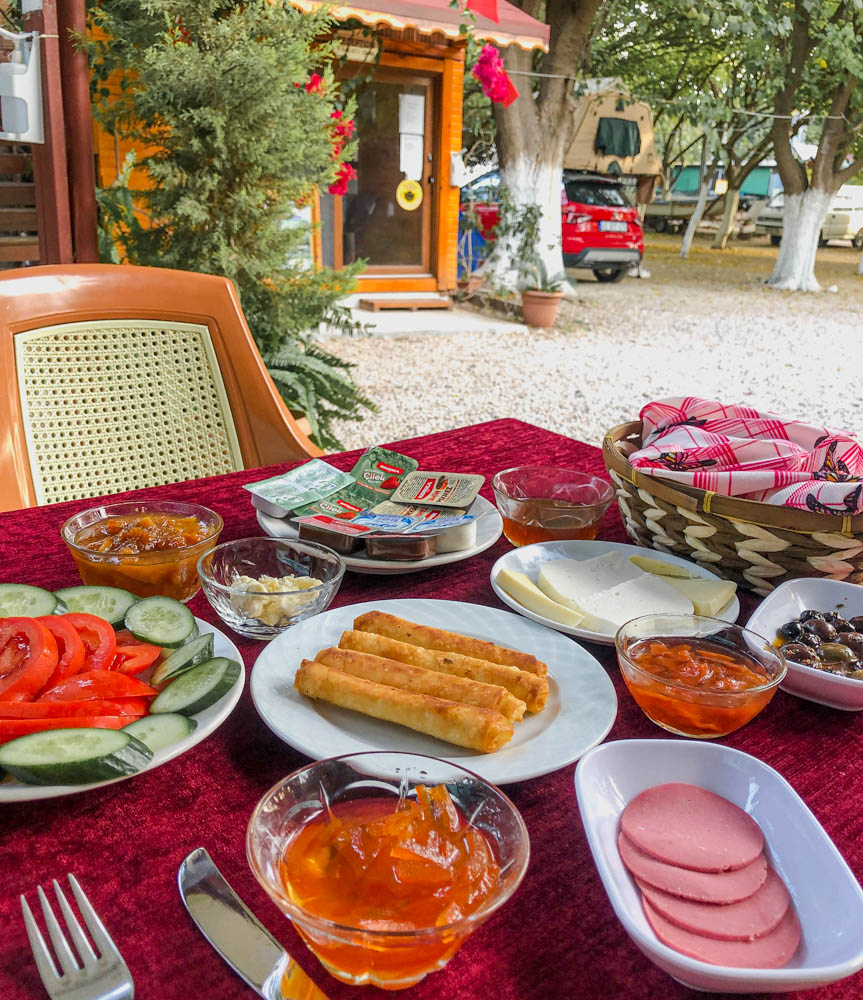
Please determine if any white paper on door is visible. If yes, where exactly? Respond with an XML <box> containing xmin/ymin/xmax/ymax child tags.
<box><xmin>399</xmin><ymin>134</ymin><xmax>424</xmax><ymax>181</ymax></box>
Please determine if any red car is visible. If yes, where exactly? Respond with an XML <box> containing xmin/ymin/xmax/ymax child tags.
<box><xmin>460</xmin><ymin>170</ymin><xmax>644</xmax><ymax>282</ymax></box>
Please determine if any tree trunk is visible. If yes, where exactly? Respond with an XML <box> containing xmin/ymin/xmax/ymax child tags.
<box><xmin>680</xmin><ymin>140</ymin><xmax>710</xmax><ymax>260</ymax></box>
<box><xmin>711</xmin><ymin>187</ymin><xmax>740</xmax><ymax>250</ymax></box>
<box><xmin>857</xmin><ymin>245</ymin><xmax>863</xmax><ymax>276</ymax></box>
<box><xmin>767</xmin><ymin>188</ymin><xmax>832</xmax><ymax>292</ymax></box>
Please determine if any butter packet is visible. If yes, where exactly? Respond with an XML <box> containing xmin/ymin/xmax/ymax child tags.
<box><xmin>390</xmin><ymin>471</ymin><xmax>485</xmax><ymax>509</ymax></box>
<box><xmin>349</xmin><ymin>447</ymin><xmax>418</xmax><ymax>497</ymax></box>
<box><xmin>245</xmin><ymin>460</ymin><xmax>355</xmax><ymax>517</ymax></box>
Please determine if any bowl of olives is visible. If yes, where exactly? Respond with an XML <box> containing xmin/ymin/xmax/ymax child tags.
<box><xmin>746</xmin><ymin>578</ymin><xmax>863</xmax><ymax>711</ymax></box>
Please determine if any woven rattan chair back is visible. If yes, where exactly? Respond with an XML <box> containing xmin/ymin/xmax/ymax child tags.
<box><xmin>0</xmin><ymin>265</ymin><xmax>321</xmax><ymax>512</ymax></box>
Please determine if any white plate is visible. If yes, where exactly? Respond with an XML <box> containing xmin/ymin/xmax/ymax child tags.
<box><xmin>490</xmin><ymin>539</ymin><xmax>741</xmax><ymax>645</ymax></box>
<box><xmin>0</xmin><ymin>618</ymin><xmax>244</xmax><ymax>802</ymax></box>
<box><xmin>746</xmin><ymin>578</ymin><xmax>863</xmax><ymax>711</ymax></box>
<box><xmin>250</xmin><ymin>598</ymin><xmax>617</xmax><ymax>784</ymax></box>
<box><xmin>256</xmin><ymin>495</ymin><xmax>503</xmax><ymax>575</ymax></box>
<box><xmin>575</xmin><ymin>739</ymin><xmax>863</xmax><ymax>994</ymax></box>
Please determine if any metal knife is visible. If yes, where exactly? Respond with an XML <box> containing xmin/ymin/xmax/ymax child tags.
<box><xmin>178</xmin><ymin>847</ymin><xmax>330</xmax><ymax>1000</ymax></box>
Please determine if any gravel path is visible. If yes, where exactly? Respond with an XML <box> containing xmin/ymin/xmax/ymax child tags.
<box><xmin>322</xmin><ymin>234</ymin><xmax>863</xmax><ymax>450</ymax></box>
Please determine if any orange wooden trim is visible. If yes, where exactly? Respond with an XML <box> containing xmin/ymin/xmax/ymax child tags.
<box><xmin>377</xmin><ymin>50</ymin><xmax>445</xmax><ymax>75</ymax></box>
<box><xmin>310</xmin><ymin>189</ymin><xmax>323</xmax><ymax>269</ymax></box>
<box><xmin>434</xmin><ymin>56</ymin><xmax>462</xmax><ymax>291</ymax></box>
<box><xmin>355</xmin><ymin>275</ymin><xmax>438</xmax><ymax>292</ymax></box>
<box><xmin>381</xmin><ymin>37</ymin><xmax>465</xmax><ymax>60</ymax></box>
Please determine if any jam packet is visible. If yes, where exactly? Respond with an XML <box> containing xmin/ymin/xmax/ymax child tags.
<box><xmin>390</xmin><ymin>471</ymin><xmax>485</xmax><ymax>509</ymax></box>
<box><xmin>292</xmin><ymin>483</ymin><xmax>377</xmax><ymax>520</ymax></box>
<box><xmin>349</xmin><ymin>447</ymin><xmax>418</xmax><ymax>497</ymax></box>
<box><xmin>244</xmin><ymin>460</ymin><xmax>355</xmax><ymax>517</ymax></box>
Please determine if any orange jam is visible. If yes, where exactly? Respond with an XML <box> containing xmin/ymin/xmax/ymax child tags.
<box><xmin>68</xmin><ymin>513</ymin><xmax>219</xmax><ymax>601</ymax></box>
<box><xmin>280</xmin><ymin>785</ymin><xmax>500</xmax><ymax>984</ymax></box>
<box><xmin>75</xmin><ymin>514</ymin><xmax>210</xmax><ymax>554</ymax></box>
<box><xmin>623</xmin><ymin>638</ymin><xmax>776</xmax><ymax>738</ymax></box>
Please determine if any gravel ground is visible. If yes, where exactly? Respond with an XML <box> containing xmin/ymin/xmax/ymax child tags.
<box><xmin>322</xmin><ymin>233</ymin><xmax>863</xmax><ymax>450</ymax></box>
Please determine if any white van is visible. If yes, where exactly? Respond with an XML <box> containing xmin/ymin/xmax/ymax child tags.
<box><xmin>756</xmin><ymin>184</ymin><xmax>863</xmax><ymax>247</ymax></box>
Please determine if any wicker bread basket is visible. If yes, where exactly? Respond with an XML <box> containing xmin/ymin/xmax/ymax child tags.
<box><xmin>603</xmin><ymin>421</ymin><xmax>863</xmax><ymax>595</ymax></box>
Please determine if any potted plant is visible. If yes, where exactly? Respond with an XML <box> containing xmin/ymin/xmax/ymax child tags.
<box><xmin>517</xmin><ymin>254</ymin><xmax>565</xmax><ymax>327</ymax></box>
<box><xmin>457</xmin><ymin>201</ymin><xmax>488</xmax><ymax>292</ymax></box>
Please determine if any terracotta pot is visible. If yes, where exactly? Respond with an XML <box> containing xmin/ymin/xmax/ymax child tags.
<box><xmin>457</xmin><ymin>274</ymin><xmax>484</xmax><ymax>293</ymax></box>
<box><xmin>520</xmin><ymin>289</ymin><xmax>564</xmax><ymax>328</ymax></box>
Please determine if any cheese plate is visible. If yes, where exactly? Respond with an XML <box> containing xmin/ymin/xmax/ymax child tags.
<box><xmin>490</xmin><ymin>540</ymin><xmax>740</xmax><ymax>646</ymax></box>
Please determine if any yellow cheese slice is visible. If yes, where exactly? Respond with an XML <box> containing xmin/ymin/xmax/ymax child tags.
<box><xmin>630</xmin><ymin>554</ymin><xmax>696</xmax><ymax>578</ymax></box>
<box><xmin>658</xmin><ymin>577</ymin><xmax>737</xmax><ymax>616</ymax></box>
<box><xmin>496</xmin><ymin>569</ymin><xmax>584</xmax><ymax>627</ymax></box>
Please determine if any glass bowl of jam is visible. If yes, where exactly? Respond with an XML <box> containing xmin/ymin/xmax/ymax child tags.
<box><xmin>247</xmin><ymin>752</ymin><xmax>530</xmax><ymax>990</ymax></box>
<box><xmin>615</xmin><ymin>615</ymin><xmax>786</xmax><ymax>739</ymax></box>
<box><xmin>492</xmin><ymin>466</ymin><xmax>614</xmax><ymax>546</ymax></box>
<box><xmin>61</xmin><ymin>500</ymin><xmax>222</xmax><ymax>602</ymax></box>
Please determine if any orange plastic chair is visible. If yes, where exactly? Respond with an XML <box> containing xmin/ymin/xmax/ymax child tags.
<box><xmin>0</xmin><ymin>264</ymin><xmax>322</xmax><ymax>512</ymax></box>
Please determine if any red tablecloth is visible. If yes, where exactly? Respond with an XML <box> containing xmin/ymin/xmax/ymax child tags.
<box><xmin>1</xmin><ymin>418</ymin><xmax>861</xmax><ymax>1000</ymax></box>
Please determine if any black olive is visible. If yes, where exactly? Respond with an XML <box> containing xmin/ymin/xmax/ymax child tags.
<box><xmin>839</xmin><ymin>633</ymin><xmax>863</xmax><ymax>657</ymax></box>
<box><xmin>781</xmin><ymin>642</ymin><xmax>820</xmax><ymax>665</ymax></box>
<box><xmin>799</xmin><ymin>633</ymin><xmax>823</xmax><ymax>650</ymax></box>
<box><xmin>807</xmin><ymin>619</ymin><xmax>837</xmax><ymax>641</ymax></box>
<box><xmin>849</xmin><ymin>616</ymin><xmax>863</xmax><ymax>631</ymax></box>
<box><xmin>800</xmin><ymin>610</ymin><xmax>825</xmax><ymax>622</ymax></box>
<box><xmin>778</xmin><ymin>621</ymin><xmax>804</xmax><ymax>639</ymax></box>
<box><xmin>825</xmin><ymin>614</ymin><xmax>852</xmax><ymax>630</ymax></box>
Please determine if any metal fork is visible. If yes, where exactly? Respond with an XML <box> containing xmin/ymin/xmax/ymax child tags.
<box><xmin>20</xmin><ymin>874</ymin><xmax>134</xmax><ymax>1000</ymax></box>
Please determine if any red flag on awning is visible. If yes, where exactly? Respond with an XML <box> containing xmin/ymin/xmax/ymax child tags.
<box><xmin>500</xmin><ymin>69</ymin><xmax>519</xmax><ymax>106</ymax></box>
<box><xmin>467</xmin><ymin>0</ymin><xmax>500</xmax><ymax>23</ymax></box>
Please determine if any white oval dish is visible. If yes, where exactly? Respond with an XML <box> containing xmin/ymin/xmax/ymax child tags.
<box><xmin>746</xmin><ymin>577</ymin><xmax>863</xmax><ymax>711</ymax></box>
<box><xmin>0</xmin><ymin>617</ymin><xmax>244</xmax><ymax>803</ymax></box>
<box><xmin>574</xmin><ymin>739</ymin><xmax>863</xmax><ymax>994</ymax></box>
<box><xmin>250</xmin><ymin>597</ymin><xmax>617</xmax><ymax>785</ymax></box>
<box><xmin>490</xmin><ymin>539</ymin><xmax>740</xmax><ymax>645</ymax></box>
<box><xmin>256</xmin><ymin>495</ymin><xmax>503</xmax><ymax>575</ymax></box>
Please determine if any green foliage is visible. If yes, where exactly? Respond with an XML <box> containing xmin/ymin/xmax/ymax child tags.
<box><xmin>87</xmin><ymin>0</ymin><xmax>374</xmax><ymax>449</ymax></box>
<box><xmin>517</xmin><ymin>255</ymin><xmax>565</xmax><ymax>292</ymax></box>
<box><xmin>486</xmin><ymin>186</ymin><xmax>542</xmax><ymax>267</ymax></box>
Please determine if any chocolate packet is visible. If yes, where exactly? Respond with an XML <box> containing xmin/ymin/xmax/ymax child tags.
<box><xmin>389</xmin><ymin>471</ymin><xmax>485</xmax><ymax>509</ymax></box>
<box><xmin>349</xmin><ymin>447</ymin><xmax>418</xmax><ymax>498</ymax></box>
<box><xmin>244</xmin><ymin>460</ymin><xmax>354</xmax><ymax>518</ymax></box>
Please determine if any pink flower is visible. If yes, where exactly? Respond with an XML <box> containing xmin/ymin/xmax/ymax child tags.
<box><xmin>471</xmin><ymin>44</ymin><xmax>518</xmax><ymax>106</ymax></box>
<box><xmin>328</xmin><ymin>162</ymin><xmax>357</xmax><ymax>197</ymax></box>
<box><xmin>305</xmin><ymin>73</ymin><xmax>324</xmax><ymax>94</ymax></box>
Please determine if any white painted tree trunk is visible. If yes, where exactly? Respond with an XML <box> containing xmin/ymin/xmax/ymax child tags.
<box><xmin>680</xmin><ymin>177</ymin><xmax>711</xmax><ymax>259</ymax></box>
<box><xmin>768</xmin><ymin>188</ymin><xmax>832</xmax><ymax>292</ymax></box>
<box><xmin>483</xmin><ymin>156</ymin><xmax>564</xmax><ymax>288</ymax></box>
<box><xmin>711</xmin><ymin>188</ymin><xmax>740</xmax><ymax>250</ymax></box>
<box><xmin>857</xmin><ymin>245</ymin><xmax>863</xmax><ymax>276</ymax></box>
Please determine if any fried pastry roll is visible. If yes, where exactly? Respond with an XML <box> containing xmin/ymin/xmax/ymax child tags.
<box><xmin>294</xmin><ymin>659</ymin><xmax>513</xmax><ymax>753</ymax></box>
<box><xmin>315</xmin><ymin>646</ymin><xmax>526</xmax><ymax>722</ymax></box>
<box><xmin>352</xmin><ymin>610</ymin><xmax>547</xmax><ymax>676</ymax></box>
<box><xmin>339</xmin><ymin>629</ymin><xmax>549</xmax><ymax>713</ymax></box>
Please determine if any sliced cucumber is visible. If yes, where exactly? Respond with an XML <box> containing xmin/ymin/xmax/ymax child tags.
<box><xmin>124</xmin><ymin>596</ymin><xmax>196</xmax><ymax>647</ymax></box>
<box><xmin>122</xmin><ymin>714</ymin><xmax>196</xmax><ymax>753</ymax></box>
<box><xmin>150</xmin><ymin>657</ymin><xmax>241</xmax><ymax>716</ymax></box>
<box><xmin>151</xmin><ymin>633</ymin><xmax>215</xmax><ymax>685</ymax></box>
<box><xmin>54</xmin><ymin>585</ymin><xmax>138</xmax><ymax>626</ymax></box>
<box><xmin>0</xmin><ymin>729</ymin><xmax>153</xmax><ymax>785</ymax></box>
<box><xmin>0</xmin><ymin>583</ymin><xmax>59</xmax><ymax>617</ymax></box>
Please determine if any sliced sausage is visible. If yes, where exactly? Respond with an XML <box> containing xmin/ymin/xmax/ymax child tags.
<box><xmin>621</xmin><ymin>783</ymin><xmax>764</xmax><ymax>872</ymax></box>
<box><xmin>619</xmin><ymin>833</ymin><xmax>768</xmax><ymax>904</ymax></box>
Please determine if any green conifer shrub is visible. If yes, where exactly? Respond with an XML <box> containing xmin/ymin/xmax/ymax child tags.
<box><xmin>88</xmin><ymin>0</ymin><xmax>374</xmax><ymax>451</ymax></box>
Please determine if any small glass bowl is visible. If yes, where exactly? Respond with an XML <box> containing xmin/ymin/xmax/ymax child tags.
<box><xmin>615</xmin><ymin>614</ymin><xmax>787</xmax><ymax>739</ymax></box>
<box><xmin>197</xmin><ymin>536</ymin><xmax>344</xmax><ymax>640</ymax></box>
<box><xmin>492</xmin><ymin>465</ymin><xmax>614</xmax><ymax>546</ymax></box>
<box><xmin>247</xmin><ymin>752</ymin><xmax>530</xmax><ymax>990</ymax></box>
<box><xmin>61</xmin><ymin>500</ymin><xmax>222</xmax><ymax>602</ymax></box>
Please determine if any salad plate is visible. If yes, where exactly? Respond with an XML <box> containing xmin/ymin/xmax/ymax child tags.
<box><xmin>250</xmin><ymin>598</ymin><xmax>617</xmax><ymax>784</ymax></box>
<box><xmin>0</xmin><ymin>617</ymin><xmax>243</xmax><ymax>802</ymax></box>
<box><xmin>490</xmin><ymin>539</ymin><xmax>740</xmax><ymax>646</ymax></box>
<box><xmin>256</xmin><ymin>495</ymin><xmax>503</xmax><ymax>575</ymax></box>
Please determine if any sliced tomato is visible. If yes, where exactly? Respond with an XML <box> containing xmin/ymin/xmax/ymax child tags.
<box><xmin>0</xmin><ymin>618</ymin><xmax>58</xmax><ymax>702</ymax></box>
<box><xmin>111</xmin><ymin>642</ymin><xmax>161</xmax><ymax>676</ymax></box>
<box><xmin>0</xmin><ymin>698</ymin><xmax>150</xmax><ymax>718</ymax></box>
<box><xmin>36</xmin><ymin>615</ymin><xmax>86</xmax><ymax>688</ymax></box>
<box><xmin>0</xmin><ymin>714</ymin><xmax>146</xmax><ymax>744</ymax></box>
<box><xmin>38</xmin><ymin>670</ymin><xmax>157</xmax><ymax>702</ymax></box>
<box><xmin>62</xmin><ymin>613</ymin><xmax>117</xmax><ymax>672</ymax></box>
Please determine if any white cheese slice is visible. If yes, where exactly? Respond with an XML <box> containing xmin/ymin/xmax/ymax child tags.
<box><xmin>496</xmin><ymin>569</ymin><xmax>584</xmax><ymax>627</ymax></box>
<box><xmin>537</xmin><ymin>552</ymin><xmax>645</xmax><ymax>611</ymax></box>
<box><xmin>574</xmin><ymin>574</ymin><xmax>694</xmax><ymax>634</ymax></box>
<box><xmin>630</xmin><ymin>554</ymin><xmax>696</xmax><ymax>578</ymax></box>
<box><xmin>658</xmin><ymin>577</ymin><xmax>737</xmax><ymax>616</ymax></box>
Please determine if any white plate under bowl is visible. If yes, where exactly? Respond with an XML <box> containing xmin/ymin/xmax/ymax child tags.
<box><xmin>746</xmin><ymin>578</ymin><xmax>863</xmax><ymax>711</ymax></box>
<box><xmin>574</xmin><ymin>739</ymin><xmax>863</xmax><ymax>993</ymax></box>
<box><xmin>250</xmin><ymin>597</ymin><xmax>617</xmax><ymax>785</ymax></box>
<box><xmin>256</xmin><ymin>495</ymin><xmax>503</xmax><ymax>575</ymax></box>
<box><xmin>490</xmin><ymin>539</ymin><xmax>741</xmax><ymax>645</ymax></box>
<box><xmin>0</xmin><ymin>618</ymin><xmax>244</xmax><ymax>803</ymax></box>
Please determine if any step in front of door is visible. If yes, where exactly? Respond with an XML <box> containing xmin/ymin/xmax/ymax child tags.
<box><xmin>358</xmin><ymin>297</ymin><xmax>453</xmax><ymax>312</ymax></box>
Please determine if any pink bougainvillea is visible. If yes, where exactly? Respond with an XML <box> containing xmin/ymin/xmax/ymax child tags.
<box><xmin>328</xmin><ymin>161</ymin><xmax>357</xmax><ymax>197</ymax></box>
<box><xmin>471</xmin><ymin>44</ymin><xmax>519</xmax><ymax>107</ymax></box>
<box><xmin>305</xmin><ymin>72</ymin><xmax>324</xmax><ymax>94</ymax></box>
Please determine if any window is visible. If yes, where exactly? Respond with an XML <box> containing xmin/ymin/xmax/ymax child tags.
<box><xmin>563</xmin><ymin>179</ymin><xmax>629</xmax><ymax>207</ymax></box>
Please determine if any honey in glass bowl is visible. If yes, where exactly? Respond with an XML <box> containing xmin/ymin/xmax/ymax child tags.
<box><xmin>492</xmin><ymin>466</ymin><xmax>614</xmax><ymax>546</ymax></box>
